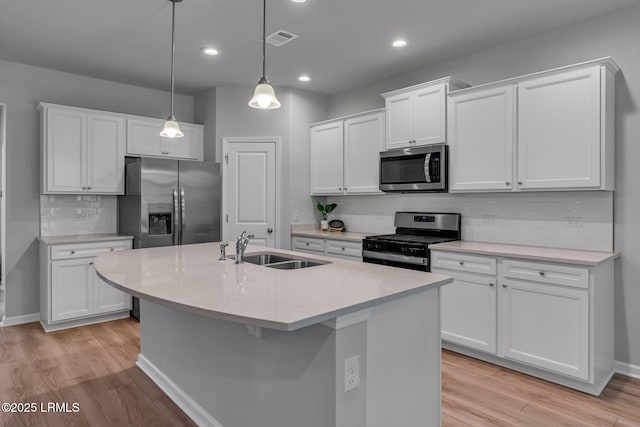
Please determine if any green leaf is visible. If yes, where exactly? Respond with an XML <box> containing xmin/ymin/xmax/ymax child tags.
<box><xmin>316</xmin><ymin>202</ymin><xmax>324</xmax><ymax>213</ymax></box>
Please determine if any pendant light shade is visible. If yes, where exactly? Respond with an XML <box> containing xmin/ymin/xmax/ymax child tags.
<box><xmin>249</xmin><ymin>77</ymin><xmax>281</xmax><ymax>109</ymax></box>
<box><xmin>249</xmin><ymin>0</ymin><xmax>281</xmax><ymax>109</ymax></box>
<box><xmin>161</xmin><ymin>0</ymin><xmax>184</xmax><ymax>138</ymax></box>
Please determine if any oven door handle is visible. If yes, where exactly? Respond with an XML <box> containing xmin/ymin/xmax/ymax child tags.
<box><xmin>424</xmin><ymin>153</ymin><xmax>432</xmax><ymax>183</ymax></box>
<box><xmin>363</xmin><ymin>250</ymin><xmax>428</xmax><ymax>266</ymax></box>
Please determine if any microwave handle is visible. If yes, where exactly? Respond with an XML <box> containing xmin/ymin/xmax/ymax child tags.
<box><xmin>423</xmin><ymin>153</ymin><xmax>432</xmax><ymax>183</ymax></box>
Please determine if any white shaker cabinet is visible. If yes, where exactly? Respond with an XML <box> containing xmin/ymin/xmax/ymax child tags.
<box><xmin>40</xmin><ymin>104</ymin><xmax>126</xmax><ymax>194</ymax></box>
<box><xmin>310</xmin><ymin>120</ymin><xmax>344</xmax><ymax>195</ymax></box>
<box><xmin>448</xmin><ymin>85</ymin><xmax>515</xmax><ymax>191</ymax></box>
<box><xmin>291</xmin><ymin>236</ymin><xmax>363</xmax><ymax>261</ymax></box>
<box><xmin>40</xmin><ymin>239</ymin><xmax>133</xmax><ymax>332</ymax></box>
<box><xmin>447</xmin><ymin>58</ymin><xmax>618</xmax><ymax>193</ymax></box>
<box><xmin>431</xmin><ymin>248</ymin><xmax>614</xmax><ymax>395</ymax></box>
<box><xmin>517</xmin><ymin>66</ymin><xmax>605</xmax><ymax>189</ymax></box>
<box><xmin>310</xmin><ymin>109</ymin><xmax>384</xmax><ymax>196</ymax></box>
<box><xmin>382</xmin><ymin>77</ymin><xmax>468</xmax><ymax>150</ymax></box>
<box><xmin>126</xmin><ymin>118</ymin><xmax>204</xmax><ymax>161</ymax></box>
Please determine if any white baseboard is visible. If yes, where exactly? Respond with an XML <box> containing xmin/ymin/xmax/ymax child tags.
<box><xmin>1</xmin><ymin>312</ymin><xmax>40</xmax><ymax>327</ymax></box>
<box><xmin>615</xmin><ymin>360</ymin><xmax>640</xmax><ymax>379</ymax></box>
<box><xmin>137</xmin><ymin>354</ymin><xmax>224</xmax><ymax>427</ymax></box>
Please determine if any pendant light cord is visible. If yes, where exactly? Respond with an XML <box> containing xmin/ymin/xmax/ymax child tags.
<box><xmin>170</xmin><ymin>0</ymin><xmax>177</xmax><ymax>119</ymax></box>
<box><xmin>262</xmin><ymin>0</ymin><xmax>266</xmax><ymax>78</ymax></box>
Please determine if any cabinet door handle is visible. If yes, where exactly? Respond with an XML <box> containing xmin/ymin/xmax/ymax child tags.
<box><xmin>110</xmin><ymin>247</ymin><xmax>115</xmax><ymax>251</ymax></box>
<box><xmin>87</xmin><ymin>186</ymin><xmax>92</xmax><ymax>190</ymax></box>
<box><xmin>162</xmin><ymin>151</ymin><xmax>169</xmax><ymax>155</ymax></box>
<box><xmin>70</xmin><ymin>250</ymin><xmax>76</xmax><ymax>254</ymax></box>
<box><xmin>502</xmin><ymin>284</ymin><xmax>507</xmax><ymax>288</ymax></box>
<box><xmin>89</xmin><ymin>262</ymin><xmax>94</xmax><ymax>266</ymax></box>
<box><xmin>505</xmin><ymin>182</ymin><xmax>510</xmax><ymax>186</ymax></box>
<box><xmin>338</xmin><ymin>187</ymin><xmax>342</xmax><ymax>191</ymax></box>
<box><xmin>306</xmin><ymin>242</ymin><xmax>309</xmax><ymax>246</ymax></box>
<box><xmin>489</xmin><ymin>283</ymin><xmax>495</xmax><ymax>287</ymax></box>
<box><xmin>539</xmin><ymin>271</ymin><xmax>545</xmax><ymax>276</ymax></box>
<box><xmin>459</xmin><ymin>261</ymin><xmax>464</xmax><ymax>266</ymax></box>
<box><xmin>341</xmin><ymin>247</ymin><xmax>345</xmax><ymax>251</ymax></box>
<box><xmin>518</xmin><ymin>181</ymin><xmax>523</xmax><ymax>185</ymax></box>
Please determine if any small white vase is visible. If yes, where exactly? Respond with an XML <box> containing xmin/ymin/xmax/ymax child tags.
<box><xmin>320</xmin><ymin>220</ymin><xmax>329</xmax><ymax>231</ymax></box>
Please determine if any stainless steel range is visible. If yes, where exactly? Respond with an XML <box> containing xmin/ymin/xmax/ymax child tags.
<box><xmin>363</xmin><ymin>212</ymin><xmax>461</xmax><ymax>271</ymax></box>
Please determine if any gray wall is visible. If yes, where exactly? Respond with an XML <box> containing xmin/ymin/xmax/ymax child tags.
<box><xmin>194</xmin><ymin>86</ymin><xmax>329</xmax><ymax>249</ymax></box>
<box><xmin>0</xmin><ymin>59</ymin><xmax>194</xmax><ymax>319</ymax></box>
<box><xmin>328</xmin><ymin>5</ymin><xmax>640</xmax><ymax>366</ymax></box>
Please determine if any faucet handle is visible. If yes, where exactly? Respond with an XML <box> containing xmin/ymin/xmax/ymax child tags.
<box><xmin>219</xmin><ymin>241</ymin><xmax>229</xmax><ymax>261</ymax></box>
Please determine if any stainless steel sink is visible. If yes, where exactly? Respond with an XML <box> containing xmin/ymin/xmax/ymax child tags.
<box><xmin>265</xmin><ymin>260</ymin><xmax>325</xmax><ymax>270</ymax></box>
<box><xmin>242</xmin><ymin>253</ymin><xmax>295</xmax><ymax>265</ymax></box>
<box><xmin>227</xmin><ymin>252</ymin><xmax>329</xmax><ymax>270</ymax></box>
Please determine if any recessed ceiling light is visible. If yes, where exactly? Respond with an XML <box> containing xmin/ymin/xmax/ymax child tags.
<box><xmin>201</xmin><ymin>47</ymin><xmax>219</xmax><ymax>56</ymax></box>
<box><xmin>392</xmin><ymin>39</ymin><xmax>407</xmax><ymax>48</ymax></box>
<box><xmin>291</xmin><ymin>0</ymin><xmax>307</xmax><ymax>3</ymax></box>
<box><xmin>298</xmin><ymin>75</ymin><xmax>311</xmax><ymax>82</ymax></box>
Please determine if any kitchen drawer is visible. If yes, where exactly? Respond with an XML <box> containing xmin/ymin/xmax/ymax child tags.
<box><xmin>292</xmin><ymin>236</ymin><xmax>325</xmax><ymax>254</ymax></box>
<box><xmin>431</xmin><ymin>251</ymin><xmax>497</xmax><ymax>276</ymax></box>
<box><xmin>502</xmin><ymin>259</ymin><xmax>589</xmax><ymax>289</ymax></box>
<box><xmin>50</xmin><ymin>240</ymin><xmax>132</xmax><ymax>260</ymax></box>
<box><xmin>325</xmin><ymin>239</ymin><xmax>362</xmax><ymax>259</ymax></box>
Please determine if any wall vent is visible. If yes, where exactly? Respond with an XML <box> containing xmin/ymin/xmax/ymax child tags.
<box><xmin>266</xmin><ymin>30</ymin><xmax>298</xmax><ymax>47</ymax></box>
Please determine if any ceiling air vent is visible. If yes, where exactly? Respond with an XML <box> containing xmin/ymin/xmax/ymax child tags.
<box><xmin>266</xmin><ymin>30</ymin><xmax>299</xmax><ymax>47</ymax></box>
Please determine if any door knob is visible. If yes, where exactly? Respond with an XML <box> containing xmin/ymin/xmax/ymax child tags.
<box><xmin>267</xmin><ymin>228</ymin><xmax>273</xmax><ymax>233</ymax></box>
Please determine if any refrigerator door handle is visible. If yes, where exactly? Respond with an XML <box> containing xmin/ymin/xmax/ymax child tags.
<box><xmin>173</xmin><ymin>188</ymin><xmax>179</xmax><ymax>245</ymax></box>
<box><xmin>180</xmin><ymin>188</ymin><xmax>186</xmax><ymax>245</ymax></box>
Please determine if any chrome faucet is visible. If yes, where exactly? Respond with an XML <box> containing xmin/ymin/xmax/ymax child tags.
<box><xmin>235</xmin><ymin>231</ymin><xmax>253</xmax><ymax>264</ymax></box>
<box><xmin>219</xmin><ymin>241</ymin><xmax>229</xmax><ymax>261</ymax></box>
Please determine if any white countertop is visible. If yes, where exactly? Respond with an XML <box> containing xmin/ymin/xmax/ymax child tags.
<box><xmin>429</xmin><ymin>240</ymin><xmax>618</xmax><ymax>266</ymax></box>
<box><xmin>39</xmin><ymin>233</ymin><xmax>134</xmax><ymax>245</ymax></box>
<box><xmin>94</xmin><ymin>242</ymin><xmax>452</xmax><ymax>331</ymax></box>
<box><xmin>291</xmin><ymin>223</ymin><xmax>376</xmax><ymax>242</ymax></box>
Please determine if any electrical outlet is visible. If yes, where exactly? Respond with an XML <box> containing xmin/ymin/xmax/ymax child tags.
<box><xmin>344</xmin><ymin>355</ymin><xmax>360</xmax><ymax>392</ymax></box>
<box><xmin>565</xmin><ymin>217</ymin><xmax>583</xmax><ymax>228</ymax></box>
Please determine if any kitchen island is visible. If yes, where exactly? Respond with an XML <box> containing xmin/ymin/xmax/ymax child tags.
<box><xmin>95</xmin><ymin>243</ymin><xmax>452</xmax><ymax>427</ymax></box>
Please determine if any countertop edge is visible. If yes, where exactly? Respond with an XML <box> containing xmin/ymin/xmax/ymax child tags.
<box><xmin>290</xmin><ymin>231</ymin><xmax>373</xmax><ymax>242</ymax></box>
<box><xmin>39</xmin><ymin>234</ymin><xmax>134</xmax><ymax>245</ymax></box>
<box><xmin>429</xmin><ymin>242</ymin><xmax>619</xmax><ymax>266</ymax></box>
<box><xmin>96</xmin><ymin>268</ymin><xmax>452</xmax><ymax>332</ymax></box>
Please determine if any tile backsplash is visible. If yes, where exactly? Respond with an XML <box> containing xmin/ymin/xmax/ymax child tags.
<box><xmin>40</xmin><ymin>195</ymin><xmax>117</xmax><ymax>237</ymax></box>
<box><xmin>327</xmin><ymin>191</ymin><xmax>613</xmax><ymax>252</ymax></box>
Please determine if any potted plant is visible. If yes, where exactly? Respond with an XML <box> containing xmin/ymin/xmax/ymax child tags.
<box><xmin>316</xmin><ymin>202</ymin><xmax>337</xmax><ymax>231</ymax></box>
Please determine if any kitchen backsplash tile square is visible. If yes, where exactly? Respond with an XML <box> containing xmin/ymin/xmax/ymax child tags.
<box><xmin>327</xmin><ymin>191</ymin><xmax>613</xmax><ymax>252</ymax></box>
<box><xmin>40</xmin><ymin>195</ymin><xmax>117</xmax><ymax>236</ymax></box>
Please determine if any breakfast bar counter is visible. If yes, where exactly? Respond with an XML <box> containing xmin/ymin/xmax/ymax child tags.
<box><xmin>95</xmin><ymin>242</ymin><xmax>452</xmax><ymax>427</ymax></box>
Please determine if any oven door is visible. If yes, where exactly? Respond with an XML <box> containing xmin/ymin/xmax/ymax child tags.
<box><xmin>379</xmin><ymin>144</ymin><xmax>447</xmax><ymax>192</ymax></box>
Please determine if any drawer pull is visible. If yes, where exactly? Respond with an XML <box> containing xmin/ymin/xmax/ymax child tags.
<box><xmin>489</xmin><ymin>283</ymin><xmax>495</xmax><ymax>287</ymax></box>
<box><xmin>306</xmin><ymin>242</ymin><xmax>309</xmax><ymax>246</ymax></box>
<box><xmin>110</xmin><ymin>247</ymin><xmax>115</xmax><ymax>251</ymax></box>
<box><xmin>459</xmin><ymin>261</ymin><xmax>464</xmax><ymax>266</ymax></box>
<box><xmin>539</xmin><ymin>271</ymin><xmax>545</xmax><ymax>276</ymax></box>
<box><xmin>341</xmin><ymin>247</ymin><xmax>345</xmax><ymax>251</ymax></box>
<box><xmin>502</xmin><ymin>284</ymin><xmax>507</xmax><ymax>288</ymax></box>
<box><xmin>89</xmin><ymin>262</ymin><xmax>94</xmax><ymax>266</ymax></box>
<box><xmin>71</xmin><ymin>250</ymin><xmax>76</xmax><ymax>254</ymax></box>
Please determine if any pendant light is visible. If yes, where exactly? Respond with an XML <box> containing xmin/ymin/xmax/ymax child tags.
<box><xmin>160</xmin><ymin>0</ymin><xmax>185</xmax><ymax>138</ymax></box>
<box><xmin>248</xmin><ymin>0</ymin><xmax>281</xmax><ymax>109</ymax></box>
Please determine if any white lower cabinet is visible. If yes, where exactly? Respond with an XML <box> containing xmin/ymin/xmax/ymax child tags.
<box><xmin>41</xmin><ymin>239</ymin><xmax>133</xmax><ymax>331</ymax></box>
<box><xmin>291</xmin><ymin>236</ymin><xmax>362</xmax><ymax>261</ymax></box>
<box><xmin>433</xmin><ymin>249</ymin><xmax>613</xmax><ymax>395</ymax></box>
<box><xmin>433</xmin><ymin>269</ymin><xmax>496</xmax><ymax>354</ymax></box>
<box><xmin>500</xmin><ymin>279</ymin><xmax>589</xmax><ymax>380</ymax></box>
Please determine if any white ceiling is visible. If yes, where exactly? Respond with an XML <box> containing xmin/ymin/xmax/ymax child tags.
<box><xmin>0</xmin><ymin>0</ymin><xmax>638</xmax><ymax>96</ymax></box>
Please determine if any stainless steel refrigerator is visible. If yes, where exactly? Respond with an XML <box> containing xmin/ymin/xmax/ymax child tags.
<box><xmin>118</xmin><ymin>156</ymin><xmax>221</xmax><ymax>318</ymax></box>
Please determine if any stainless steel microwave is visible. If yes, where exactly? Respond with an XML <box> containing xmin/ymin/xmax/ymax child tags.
<box><xmin>379</xmin><ymin>143</ymin><xmax>448</xmax><ymax>192</ymax></box>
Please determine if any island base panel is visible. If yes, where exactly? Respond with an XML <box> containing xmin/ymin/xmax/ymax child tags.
<box><xmin>137</xmin><ymin>288</ymin><xmax>441</xmax><ymax>427</ymax></box>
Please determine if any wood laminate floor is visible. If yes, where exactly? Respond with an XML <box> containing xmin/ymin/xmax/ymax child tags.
<box><xmin>1</xmin><ymin>318</ymin><xmax>639</xmax><ymax>426</ymax></box>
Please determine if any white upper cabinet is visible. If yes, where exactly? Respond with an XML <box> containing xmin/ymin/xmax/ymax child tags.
<box><xmin>517</xmin><ymin>66</ymin><xmax>602</xmax><ymax>189</ymax></box>
<box><xmin>449</xmin><ymin>85</ymin><xmax>515</xmax><ymax>191</ymax></box>
<box><xmin>310</xmin><ymin>110</ymin><xmax>385</xmax><ymax>196</ymax></box>
<box><xmin>447</xmin><ymin>58</ymin><xmax>618</xmax><ymax>193</ymax></box>
<box><xmin>382</xmin><ymin>77</ymin><xmax>469</xmax><ymax>150</ymax></box>
<box><xmin>41</xmin><ymin>104</ymin><xmax>125</xmax><ymax>195</ymax></box>
<box><xmin>344</xmin><ymin>111</ymin><xmax>385</xmax><ymax>194</ymax></box>
<box><xmin>126</xmin><ymin>118</ymin><xmax>203</xmax><ymax>161</ymax></box>
<box><xmin>310</xmin><ymin>120</ymin><xmax>344</xmax><ymax>195</ymax></box>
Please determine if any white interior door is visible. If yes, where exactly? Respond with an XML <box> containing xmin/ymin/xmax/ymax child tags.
<box><xmin>223</xmin><ymin>139</ymin><xmax>277</xmax><ymax>248</ymax></box>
